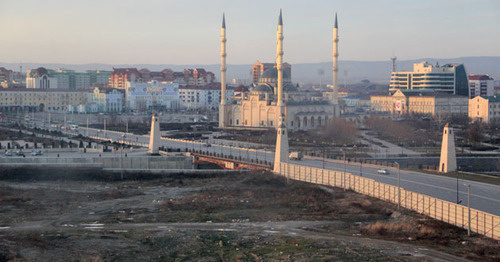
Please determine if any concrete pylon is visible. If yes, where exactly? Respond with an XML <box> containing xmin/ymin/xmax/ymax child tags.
<box><xmin>439</xmin><ymin>123</ymin><xmax>457</xmax><ymax>173</ymax></box>
<box><xmin>274</xmin><ymin>112</ymin><xmax>289</xmax><ymax>173</ymax></box>
<box><xmin>148</xmin><ymin>114</ymin><xmax>161</xmax><ymax>155</ymax></box>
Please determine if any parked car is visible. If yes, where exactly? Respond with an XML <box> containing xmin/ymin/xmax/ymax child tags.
<box><xmin>377</xmin><ymin>168</ymin><xmax>389</xmax><ymax>174</ymax></box>
<box><xmin>203</xmin><ymin>143</ymin><xmax>212</xmax><ymax>147</ymax></box>
<box><xmin>31</xmin><ymin>150</ymin><xmax>43</xmax><ymax>156</ymax></box>
<box><xmin>5</xmin><ymin>150</ymin><xmax>12</xmax><ymax>156</ymax></box>
<box><xmin>289</xmin><ymin>152</ymin><xmax>303</xmax><ymax>160</ymax></box>
<box><xmin>15</xmin><ymin>150</ymin><xmax>25</xmax><ymax>157</ymax></box>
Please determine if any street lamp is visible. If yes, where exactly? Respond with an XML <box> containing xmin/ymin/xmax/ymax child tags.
<box><xmin>343</xmin><ymin>150</ymin><xmax>346</xmax><ymax>191</ymax></box>
<box><xmin>456</xmin><ymin>166</ymin><xmax>461</xmax><ymax>204</ymax></box>
<box><xmin>466</xmin><ymin>183</ymin><xmax>471</xmax><ymax>236</ymax></box>
<box><xmin>395</xmin><ymin>161</ymin><xmax>401</xmax><ymax>209</ymax></box>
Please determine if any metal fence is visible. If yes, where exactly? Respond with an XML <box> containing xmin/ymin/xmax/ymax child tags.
<box><xmin>276</xmin><ymin>162</ymin><xmax>500</xmax><ymax>240</ymax></box>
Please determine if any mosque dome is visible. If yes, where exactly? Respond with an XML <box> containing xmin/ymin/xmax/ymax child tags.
<box><xmin>284</xmin><ymin>83</ymin><xmax>299</xmax><ymax>92</ymax></box>
<box><xmin>33</xmin><ymin>67</ymin><xmax>48</xmax><ymax>77</ymax></box>
<box><xmin>261</xmin><ymin>67</ymin><xmax>290</xmax><ymax>80</ymax></box>
<box><xmin>251</xmin><ymin>84</ymin><xmax>274</xmax><ymax>93</ymax></box>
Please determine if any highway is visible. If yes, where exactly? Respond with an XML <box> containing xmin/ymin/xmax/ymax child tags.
<box><xmin>70</xmin><ymin>125</ymin><xmax>500</xmax><ymax>216</ymax></box>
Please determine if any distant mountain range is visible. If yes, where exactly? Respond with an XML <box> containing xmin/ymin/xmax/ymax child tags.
<box><xmin>1</xmin><ymin>56</ymin><xmax>499</xmax><ymax>85</ymax></box>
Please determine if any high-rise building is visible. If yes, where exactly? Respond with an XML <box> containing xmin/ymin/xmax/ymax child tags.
<box><xmin>390</xmin><ymin>62</ymin><xmax>469</xmax><ymax>96</ymax></box>
<box><xmin>469</xmin><ymin>74</ymin><xmax>494</xmax><ymax>99</ymax></box>
<box><xmin>109</xmin><ymin>68</ymin><xmax>142</xmax><ymax>89</ymax></box>
<box><xmin>251</xmin><ymin>61</ymin><xmax>291</xmax><ymax>85</ymax></box>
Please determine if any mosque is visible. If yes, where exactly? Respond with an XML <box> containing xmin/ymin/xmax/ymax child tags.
<box><xmin>219</xmin><ymin>11</ymin><xmax>340</xmax><ymax>131</ymax></box>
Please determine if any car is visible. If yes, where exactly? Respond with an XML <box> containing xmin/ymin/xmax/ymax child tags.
<box><xmin>203</xmin><ymin>143</ymin><xmax>212</xmax><ymax>147</ymax></box>
<box><xmin>31</xmin><ymin>150</ymin><xmax>43</xmax><ymax>156</ymax></box>
<box><xmin>377</xmin><ymin>168</ymin><xmax>389</xmax><ymax>174</ymax></box>
<box><xmin>5</xmin><ymin>150</ymin><xmax>12</xmax><ymax>156</ymax></box>
<box><xmin>15</xmin><ymin>150</ymin><xmax>25</xmax><ymax>157</ymax></box>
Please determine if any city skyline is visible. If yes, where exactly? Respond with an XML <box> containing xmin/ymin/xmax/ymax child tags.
<box><xmin>1</xmin><ymin>0</ymin><xmax>499</xmax><ymax>65</ymax></box>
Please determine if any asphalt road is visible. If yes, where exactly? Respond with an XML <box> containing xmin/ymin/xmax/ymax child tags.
<box><xmin>69</xmin><ymin>125</ymin><xmax>500</xmax><ymax>216</ymax></box>
<box><xmin>12</xmin><ymin>118</ymin><xmax>499</xmax><ymax>217</ymax></box>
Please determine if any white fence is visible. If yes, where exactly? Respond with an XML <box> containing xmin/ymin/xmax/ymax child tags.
<box><xmin>276</xmin><ymin>162</ymin><xmax>500</xmax><ymax>240</ymax></box>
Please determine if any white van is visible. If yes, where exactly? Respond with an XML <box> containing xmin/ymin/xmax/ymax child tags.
<box><xmin>289</xmin><ymin>152</ymin><xmax>303</xmax><ymax>160</ymax></box>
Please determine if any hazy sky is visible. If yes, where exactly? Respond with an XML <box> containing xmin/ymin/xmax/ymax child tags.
<box><xmin>1</xmin><ymin>0</ymin><xmax>499</xmax><ymax>65</ymax></box>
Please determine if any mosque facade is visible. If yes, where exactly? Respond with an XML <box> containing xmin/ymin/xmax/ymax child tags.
<box><xmin>219</xmin><ymin>12</ymin><xmax>340</xmax><ymax>131</ymax></box>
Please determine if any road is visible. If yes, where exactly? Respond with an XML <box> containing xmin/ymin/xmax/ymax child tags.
<box><xmin>10</xmin><ymin>117</ymin><xmax>500</xmax><ymax>216</ymax></box>
<box><xmin>69</xmin><ymin>125</ymin><xmax>500</xmax><ymax>216</ymax></box>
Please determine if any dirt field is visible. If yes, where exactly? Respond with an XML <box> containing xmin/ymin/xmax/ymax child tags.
<box><xmin>0</xmin><ymin>170</ymin><xmax>498</xmax><ymax>261</ymax></box>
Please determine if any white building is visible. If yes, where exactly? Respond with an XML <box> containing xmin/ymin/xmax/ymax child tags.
<box><xmin>26</xmin><ymin>68</ymin><xmax>58</xmax><ymax>89</ymax></box>
<box><xmin>179</xmin><ymin>84</ymin><xmax>234</xmax><ymax>110</ymax></box>
<box><xmin>390</xmin><ymin>61</ymin><xmax>469</xmax><ymax>96</ymax></box>
<box><xmin>86</xmin><ymin>87</ymin><xmax>124</xmax><ymax>113</ymax></box>
<box><xmin>469</xmin><ymin>74</ymin><xmax>494</xmax><ymax>99</ymax></box>
<box><xmin>125</xmin><ymin>81</ymin><xmax>180</xmax><ymax>112</ymax></box>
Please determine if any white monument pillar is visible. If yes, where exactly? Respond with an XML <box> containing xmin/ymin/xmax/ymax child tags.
<box><xmin>148</xmin><ymin>114</ymin><xmax>161</xmax><ymax>155</ymax></box>
<box><xmin>219</xmin><ymin>13</ymin><xmax>227</xmax><ymax>128</ymax></box>
<box><xmin>274</xmin><ymin>9</ymin><xmax>290</xmax><ymax>173</ymax></box>
<box><xmin>439</xmin><ymin>123</ymin><xmax>457</xmax><ymax>173</ymax></box>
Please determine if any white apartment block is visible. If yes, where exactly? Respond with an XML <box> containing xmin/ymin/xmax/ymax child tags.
<box><xmin>469</xmin><ymin>74</ymin><xmax>494</xmax><ymax>99</ymax></box>
<box><xmin>179</xmin><ymin>85</ymin><xmax>234</xmax><ymax>110</ymax></box>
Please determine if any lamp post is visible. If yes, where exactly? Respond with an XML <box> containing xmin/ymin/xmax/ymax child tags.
<box><xmin>456</xmin><ymin>167</ymin><xmax>460</xmax><ymax>204</ymax></box>
<box><xmin>360</xmin><ymin>161</ymin><xmax>363</xmax><ymax>177</ymax></box>
<box><xmin>343</xmin><ymin>150</ymin><xmax>346</xmax><ymax>191</ymax></box>
<box><xmin>120</xmin><ymin>134</ymin><xmax>125</xmax><ymax>180</ymax></box>
<box><xmin>395</xmin><ymin>161</ymin><xmax>401</xmax><ymax>209</ymax></box>
<box><xmin>467</xmin><ymin>184</ymin><xmax>471</xmax><ymax>236</ymax></box>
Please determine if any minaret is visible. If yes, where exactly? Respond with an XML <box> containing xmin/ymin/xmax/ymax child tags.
<box><xmin>274</xmin><ymin>9</ymin><xmax>290</xmax><ymax>173</ymax></box>
<box><xmin>439</xmin><ymin>123</ymin><xmax>457</xmax><ymax>173</ymax></box>
<box><xmin>332</xmin><ymin>13</ymin><xmax>340</xmax><ymax>116</ymax></box>
<box><xmin>219</xmin><ymin>13</ymin><xmax>227</xmax><ymax>128</ymax></box>
<box><xmin>148</xmin><ymin>114</ymin><xmax>161</xmax><ymax>155</ymax></box>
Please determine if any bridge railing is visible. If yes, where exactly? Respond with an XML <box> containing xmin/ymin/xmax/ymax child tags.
<box><xmin>276</xmin><ymin>162</ymin><xmax>500</xmax><ymax>240</ymax></box>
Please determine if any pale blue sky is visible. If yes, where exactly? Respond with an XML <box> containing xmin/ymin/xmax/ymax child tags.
<box><xmin>1</xmin><ymin>0</ymin><xmax>499</xmax><ymax>64</ymax></box>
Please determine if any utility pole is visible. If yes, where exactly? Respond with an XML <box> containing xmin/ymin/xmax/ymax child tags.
<box><xmin>456</xmin><ymin>167</ymin><xmax>460</xmax><ymax>204</ymax></box>
<box><xmin>343</xmin><ymin>150</ymin><xmax>346</xmax><ymax>191</ymax></box>
<box><xmin>467</xmin><ymin>184</ymin><xmax>471</xmax><ymax>236</ymax></box>
<box><xmin>396</xmin><ymin>162</ymin><xmax>401</xmax><ymax>209</ymax></box>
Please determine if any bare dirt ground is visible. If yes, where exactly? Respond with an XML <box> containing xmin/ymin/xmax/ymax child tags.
<box><xmin>0</xmin><ymin>171</ymin><xmax>498</xmax><ymax>261</ymax></box>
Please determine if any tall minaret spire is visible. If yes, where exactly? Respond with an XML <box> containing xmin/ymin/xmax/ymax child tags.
<box><xmin>219</xmin><ymin>13</ymin><xmax>227</xmax><ymax>128</ymax></box>
<box><xmin>276</xmin><ymin>9</ymin><xmax>284</xmax><ymax>106</ymax></box>
<box><xmin>274</xmin><ymin>9</ymin><xmax>289</xmax><ymax>173</ymax></box>
<box><xmin>332</xmin><ymin>13</ymin><xmax>339</xmax><ymax>107</ymax></box>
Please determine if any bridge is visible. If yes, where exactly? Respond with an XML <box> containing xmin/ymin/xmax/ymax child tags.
<box><xmin>189</xmin><ymin>151</ymin><xmax>272</xmax><ymax>170</ymax></box>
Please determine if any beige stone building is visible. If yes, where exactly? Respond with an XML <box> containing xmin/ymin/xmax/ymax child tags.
<box><xmin>0</xmin><ymin>88</ymin><xmax>86</xmax><ymax>112</ymax></box>
<box><xmin>371</xmin><ymin>89</ymin><xmax>468</xmax><ymax>116</ymax></box>
<box><xmin>469</xmin><ymin>96</ymin><xmax>500</xmax><ymax>123</ymax></box>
